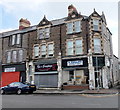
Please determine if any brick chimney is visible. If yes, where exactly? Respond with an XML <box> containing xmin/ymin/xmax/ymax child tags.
<box><xmin>19</xmin><ymin>18</ymin><xmax>31</xmax><ymax>30</ymax></box>
<box><xmin>68</xmin><ymin>4</ymin><xmax>78</xmax><ymax>16</ymax></box>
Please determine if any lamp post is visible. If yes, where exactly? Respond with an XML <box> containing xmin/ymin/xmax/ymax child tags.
<box><xmin>96</xmin><ymin>56</ymin><xmax>100</xmax><ymax>91</ymax></box>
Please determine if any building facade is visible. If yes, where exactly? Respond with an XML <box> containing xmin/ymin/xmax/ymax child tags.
<box><xmin>1</xmin><ymin>5</ymin><xmax>118</xmax><ymax>90</ymax></box>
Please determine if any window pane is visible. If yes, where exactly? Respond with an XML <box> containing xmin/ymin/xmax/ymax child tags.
<box><xmin>67</xmin><ymin>22</ymin><xmax>73</xmax><ymax>34</ymax></box>
<box><xmin>94</xmin><ymin>38</ymin><xmax>101</xmax><ymax>53</ymax></box>
<box><xmin>45</xmin><ymin>28</ymin><xmax>50</xmax><ymax>38</ymax></box>
<box><xmin>12</xmin><ymin>35</ymin><xmax>16</xmax><ymax>45</ymax></box>
<box><xmin>75</xmin><ymin>40</ymin><xmax>82</xmax><ymax>47</ymax></box>
<box><xmin>16</xmin><ymin>34</ymin><xmax>21</xmax><ymax>44</ymax></box>
<box><xmin>93</xmin><ymin>19</ymin><xmax>99</xmax><ymax>31</ymax></box>
<box><xmin>67</xmin><ymin>41</ymin><xmax>73</xmax><ymax>55</ymax></box>
<box><xmin>7</xmin><ymin>51</ymin><xmax>11</xmax><ymax>63</ymax></box>
<box><xmin>75</xmin><ymin>48</ymin><xmax>82</xmax><ymax>54</ymax></box>
<box><xmin>12</xmin><ymin>51</ymin><xmax>17</xmax><ymax>62</ymax></box>
<box><xmin>48</xmin><ymin>44</ymin><xmax>54</xmax><ymax>56</ymax></box>
<box><xmin>41</xmin><ymin>45</ymin><xmax>46</xmax><ymax>57</ymax></box>
<box><xmin>39</xmin><ymin>29</ymin><xmax>44</xmax><ymax>39</ymax></box>
<box><xmin>18</xmin><ymin>50</ymin><xmax>23</xmax><ymax>62</ymax></box>
<box><xmin>67</xmin><ymin>48</ymin><xmax>73</xmax><ymax>55</ymax></box>
<box><xmin>67</xmin><ymin>41</ymin><xmax>73</xmax><ymax>48</ymax></box>
<box><xmin>34</xmin><ymin>46</ymin><xmax>39</xmax><ymax>57</ymax></box>
<box><xmin>74</xmin><ymin>21</ymin><xmax>81</xmax><ymax>32</ymax></box>
<box><xmin>75</xmin><ymin>40</ymin><xmax>82</xmax><ymax>54</ymax></box>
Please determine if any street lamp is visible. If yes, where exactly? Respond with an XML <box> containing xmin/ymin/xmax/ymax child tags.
<box><xmin>96</xmin><ymin>56</ymin><xmax>100</xmax><ymax>91</ymax></box>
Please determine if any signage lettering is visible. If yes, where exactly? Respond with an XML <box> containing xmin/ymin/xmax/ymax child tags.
<box><xmin>35</xmin><ymin>64</ymin><xmax>57</xmax><ymax>72</ymax></box>
<box><xmin>67</xmin><ymin>60</ymin><xmax>83</xmax><ymax>66</ymax></box>
<box><xmin>4</xmin><ymin>67</ymin><xmax>16</xmax><ymax>72</ymax></box>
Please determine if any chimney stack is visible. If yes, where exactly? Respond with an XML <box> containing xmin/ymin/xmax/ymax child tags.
<box><xmin>19</xmin><ymin>18</ymin><xmax>31</xmax><ymax>30</ymax></box>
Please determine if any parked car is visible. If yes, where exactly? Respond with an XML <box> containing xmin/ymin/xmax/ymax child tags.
<box><xmin>1</xmin><ymin>82</ymin><xmax>36</xmax><ymax>95</ymax></box>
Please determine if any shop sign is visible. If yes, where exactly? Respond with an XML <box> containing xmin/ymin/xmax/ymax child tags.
<box><xmin>35</xmin><ymin>64</ymin><xmax>57</xmax><ymax>72</ymax></box>
<box><xmin>67</xmin><ymin>60</ymin><xmax>83</xmax><ymax>66</ymax></box>
<box><xmin>62</xmin><ymin>58</ymin><xmax>88</xmax><ymax>68</ymax></box>
<box><xmin>4</xmin><ymin>67</ymin><xmax>15</xmax><ymax>72</ymax></box>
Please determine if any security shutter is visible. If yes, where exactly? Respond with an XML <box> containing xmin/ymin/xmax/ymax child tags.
<box><xmin>35</xmin><ymin>74</ymin><xmax>58</xmax><ymax>88</ymax></box>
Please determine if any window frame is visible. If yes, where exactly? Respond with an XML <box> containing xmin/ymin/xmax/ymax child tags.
<box><xmin>40</xmin><ymin>44</ymin><xmax>46</xmax><ymax>58</ymax></box>
<box><xmin>18</xmin><ymin>49</ymin><xmax>23</xmax><ymax>62</ymax></box>
<box><xmin>33</xmin><ymin>45</ymin><xmax>39</xmax><ymax>58</ymax></box>
<box><xmin>47</xmin><ymin>43</ymin><xmax>54</xmax><ymax>57</ymax></box>
<box><xmin>6</xmin><ymin>51</ymin><xmax>11</xmax><ymax>63</ymax></box>
<box><xmin>66</xmin><ymin>40</ymin><xmax>74</xmax><ymax>55</ymax></box>
<box><xmin>12</xmin><ymin>50</ymin><xmax>17</xmax><ymax>63</ymax></box>
<box><xmin>66</xmin><ymin>20</ymin><xmax>81</xmax><ymax>34</ymax></box>
<box><xmin>93</xmin><ymin>37</ymin><xmax>101</xmax><ymax>53</ymax></box>
<box><xmin>75</xmin><ymin>39</ymin><xmax>83</xmax><ymax>55</ymax></box>
<box><xmin>93</xmin><ymin>19</ymin><xmax>99</xmax><ymax>31</ymax></box>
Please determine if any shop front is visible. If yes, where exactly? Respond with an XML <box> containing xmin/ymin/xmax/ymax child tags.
<box><xmin>62</xmin><ymin>58</ymin><xmax>89</xmax><ymax>89</ymax></box>
<box><xmin>34</xmin><ymin>61</ymin><xmax>58</xmax><ymax>88</ymax></box>
<box><xmin>1</xmin><ymin>63</ymin><xmax>26</xmax><ymax>87</ymax></box>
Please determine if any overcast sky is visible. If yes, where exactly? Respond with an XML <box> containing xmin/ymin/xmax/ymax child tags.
<box><xmin>0</xmin><ymin>0</ymin><xmax>118</xmax><ymax>57</ymax></box>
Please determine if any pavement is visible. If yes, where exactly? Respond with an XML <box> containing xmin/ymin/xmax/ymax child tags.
<box><xmin>33</xmin><ymin>88</ymin><xmax>119</xmax><ymax>95</ymax></box>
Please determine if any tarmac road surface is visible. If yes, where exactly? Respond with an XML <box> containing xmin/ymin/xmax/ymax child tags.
<box><xmin>1</xmin><ymin>94</ymin><xmax>119</xmax><ymax>108</ymax></box>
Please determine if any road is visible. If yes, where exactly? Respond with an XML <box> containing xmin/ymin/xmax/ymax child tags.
<box><xmin>1</xmin><ymin>94</ymin><xmax>119</xmax><ymax>108</ymax></box>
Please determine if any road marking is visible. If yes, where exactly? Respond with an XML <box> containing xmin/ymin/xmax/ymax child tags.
<box><xmin>79</xmin><ymin>93</ymin><xmax>119</xmax><ymax>98</ymax></box>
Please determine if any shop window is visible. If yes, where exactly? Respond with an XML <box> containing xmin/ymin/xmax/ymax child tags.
<box><xmin>34</xmin><ymin>45</ymin><xmax>39</xmax><ymax>57</ymax></box>
<box><xmin>93</xmin><ymin>19</ymin><xmax>99</xmax><ymax>31</ymax></box>
<box><xmin>41</xmin><ymin>45</ymin><xmax>46</xmax><ymax>57</ymax></box>
<box><xmin>6</xmin><ymin>51</ymin><xmax>11</xmax><ymax>63</ymax></box>
<box><xmin>67</xmin><ymin>20</ymin><xmax>81</xmax><ymax>34</ymax></box>
<box><xmin>67</xmin><ymin>40</ymin><xmax>74</xmax><ymax>55</ymax></box>
<box><xmin>75</xmin><ymin>39</ymin><xmax>82</xmax><ymax>54</ymax></box>
<box><xmin>47</xmin><ymin>43</ymin><xmax>54</xmax><ymax>57</ymax></box>
<box><xmin>94</xmin><ymin>38</ymin><xmax>101</xmax><ymax>53</ymax></box>
<box><xmin>38</xmin><ymin>27</ymin><xmax>50</xmax><ymax>39</ymax></box>
<box><xmin>12</xmin><ymin>50</ymin><xmax>17</xmax><ymax>62</ymax></box>
<box><xmin>18</xmin><ymin>50</ymin><xmax>23</xmax><ymax>62</ymax></box>
<box><xmin>69</xmin><ymin>70</ymin><xmax>74</xmax><ymax>81</ymax></box>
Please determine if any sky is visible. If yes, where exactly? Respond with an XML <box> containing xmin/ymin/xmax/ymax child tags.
<box><xmin>0</xmin><ymin>0</ymin><xmax>119</xmax><ymax>57</ymax></box>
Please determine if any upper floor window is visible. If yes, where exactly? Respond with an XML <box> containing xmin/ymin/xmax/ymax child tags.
<box><xmin>93</xmin><ymin>19</ymin><xmax>99</xmax><ymax>31</ymax></box>
<box><xmin>38</xmin><ymin>27</ymin><xmax>50</xmax><ymax>39</ymax></box>
<box><xmin>67</xmin><ymin>40</ymin><xmax>74</xmax><ymax>55</ymax></box>
<box><xmin>67</xmin><ymin>20</ymin><xmax>81</xmax><ymax>34</ymax></box>
<box><xmin>47</xmin><ymin>43</ymin><xmax>54</xmax><ymax>57</ymax></box>
<box><xmin>11</xmin><ymin>34</ymin><xmax>21</xmax><ymax>45</ymax></box>
<box><xmin>12</xmin><ymin>51</ymin><xmax>17</xmax><ymax>62</ymax></box>
<box><xmin>18</xmin><ymin>50</ymin><xmax>23</xmax><ymax>62</ymax></box>
<box><xmin>94</xmin><ymin>38</ymin><xmax>101</xmax><ymax>53</ymax></box>
<box><xmin>34</xmin><ymin>45</ymin><xmax>39</xmax><ymax>57</ymax></box>
<box><xmin>75</xmin><ymin>39</ymin><xmax>82</xmax><ymax>54</ymax></box>
<box><xmin>41</xmin><ymin>45</ymin><xmax>46</xmax><ymax>57</ymax></box>
<box><xmin>66</xmin><ymin>39</ymin><xmax>83</xmax><ymax>55</ymax></box>
<box><xmin>6</xmin><ymin>51</ymin><xmax>11</xmax><ymax>63</ymax></box>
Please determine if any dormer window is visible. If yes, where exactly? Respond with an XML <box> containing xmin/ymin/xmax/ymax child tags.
<box><xmin>38</xmin><ymin>27</ymin><xmax>50</xmax><ymax>39</ymax></box>
<box><xmin>67</xmin><ymin>20</ymin><xmax>81</xmax><ymax>34</ymax></box>
<box><xmin>93</xmin><ymin>19</ymin><xmax>99</xmax><ymax>31</ymax></box>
